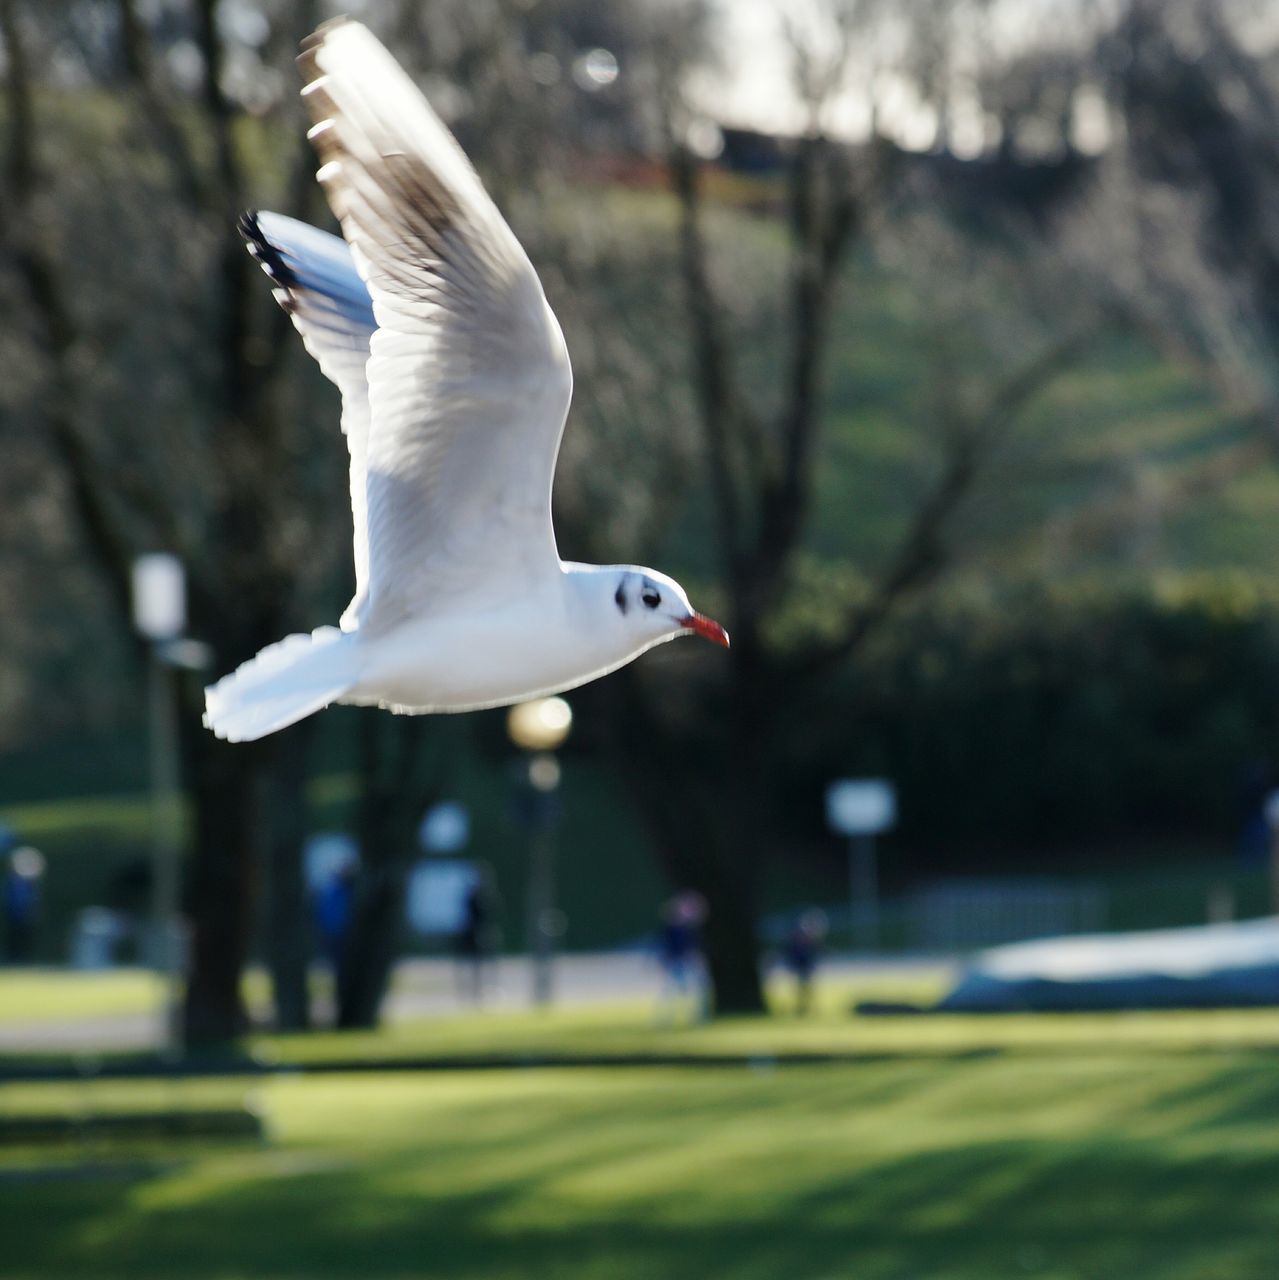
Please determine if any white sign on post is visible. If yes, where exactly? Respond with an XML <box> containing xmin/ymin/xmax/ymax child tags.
<box><xmin>131</xmin><ymin>553</ymin><xmax>186</xmax><ymax>642</ymax></box>
<box><xmin>406</xmin><ymin>860</ymin><xmax>479</xmax><ymax>935</ymax></box>
<box><xmin>825</xmin><ymin>779</ymin><xmax>896</xmax><ymax>836</ymax></box>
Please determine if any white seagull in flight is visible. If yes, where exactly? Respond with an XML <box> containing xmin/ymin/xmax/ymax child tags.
<box><xmin>204</xmin><ymin>19</ymin><xmax>729</xmax><ymax>743</ymax></box>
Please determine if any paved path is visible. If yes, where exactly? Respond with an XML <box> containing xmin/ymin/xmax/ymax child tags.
<box><xmin>0</xmin><ymin>952</ymin><xmax>952</xmax><ymax>1055</ymax></box>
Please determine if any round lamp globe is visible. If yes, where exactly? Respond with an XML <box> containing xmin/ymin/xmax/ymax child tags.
<box><xmin>507</xmin><ymin>697</ymin><xmax>573</xmax><ymax>752</ymax></box>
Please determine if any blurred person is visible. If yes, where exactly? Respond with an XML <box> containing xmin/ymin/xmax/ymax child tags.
<box><xmin>782</xmin><ymin>909</ymin><xmax>829</xmax><ymax>1017</ymax></box>
<box><xmin>314</xmin><ymin>861</ymin><xmax>356</xmax><ymax>992</ymax></box>
<box><xmin>3</xmin><ymin>847</ymin><xmax>45</xmax><ymax>963</ymax></box>
<box><xmin>655</xmin><ymin>890</ymin><xmax>708</xmax><ymax>1026</ymax></box>
<box><xmin>454</xmin><ymin>866</ymin><xmax>497</xmax><ymax>1005</ymax></box>
<box><xmin>1236</xmin><ymin>759</ymin><xmax>1273</xmax><ymax>866</ymax></box>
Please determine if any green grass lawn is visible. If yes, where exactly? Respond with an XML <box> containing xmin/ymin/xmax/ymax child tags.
<box><xmin>3</xmin><ymin>967</ymin><xmax>1279</xmax><ymax>1278</ymax></box>
<box><xmin>0</xmin><ymin>969</ymin><xmax>164</xmax><ymax>1023</ymax></box>
<box><xmin>253</xmin><ymin>993</ymin><xmax>1279</xmax><ymax>1069</ymax></box>
<box><xmin>256</xmin><ymin>965</ymin><xmax>1279</xmax><ymax>1068</ymax></box>
<box><xmin>5</xmin><ymin>965</ymin><xmax>1279</xmax><ymax>1067</ymax></box>
<box><xmin>3</xmin><ymin>1050</ymin><xmax>1278</xmax><ymax>1279</ymax></box>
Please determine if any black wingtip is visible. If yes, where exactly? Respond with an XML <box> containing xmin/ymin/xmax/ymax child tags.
<box><xmin>238</xmin><ymin>210</ymin><xmax>298</xmax><ymax>291</ymax></box>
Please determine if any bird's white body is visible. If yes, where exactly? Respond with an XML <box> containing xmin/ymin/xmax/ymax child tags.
<box><xmin>343</xmin><ymin>565</ymin><xmax>680</xmax><ymax>714</ymax></box>
<box><xmin>203</xmin><ymin>20</ymin><xmax>727</xmax><ymax>743</ymax></box>
<box><xmin>207</xmin><ymin>561</ymin><xmax>698</xmax><ymax>741</ymax></box>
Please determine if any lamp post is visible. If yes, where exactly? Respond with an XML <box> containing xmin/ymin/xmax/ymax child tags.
<box><xmin>507</xmin><ymin>697</ymin><xmax>572</xmax><ymax>1006</ymax></box>
<box><xmin>131</xmin><ymin>553</ymin><xmax>189</xmax><ymax>1058</ymax></box>
<box><xmin>825</xmin><ymin>778</ymin><xmax>897</xmax><ymax>951</ymax></box>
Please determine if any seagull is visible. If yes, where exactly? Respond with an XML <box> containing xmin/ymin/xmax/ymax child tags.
<box><xmin>204</xmin><ymin>19</ymin><xmax>728</xmax><ymax>743</ymax></box>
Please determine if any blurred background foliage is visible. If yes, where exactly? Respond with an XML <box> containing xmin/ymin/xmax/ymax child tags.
<box><xmin>4</xmin><ymin>0</ymin><xmax>1279</xmax><ymax>1033</ymax></box>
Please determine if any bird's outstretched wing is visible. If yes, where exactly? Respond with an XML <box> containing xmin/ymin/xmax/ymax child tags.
<box><xmin>298</xmin><ymin>18</ymin><xmax>573</xmax><ymax>630</ymax></box>
<box><xmin>240</xmin><ymin>210</ymin><xmax>375</xmax><ymax>629</ymax></box>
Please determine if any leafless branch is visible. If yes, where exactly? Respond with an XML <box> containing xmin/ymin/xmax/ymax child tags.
<box><xmin>116</xmin><ymin>0</ymin><xmax>209</xmax><ymax>207</ymax></box>
<box><xmin>1050</xmin><ymin>430</ymin><xmax>1277</xmax><ymax>559</ymax></box>
<box><xmin>668</xmin><ymin>138</ymin><xmax>746</xmax><ymax>578</ymax></box>
<box><xmin>0</xmin><ymin>0</ymin><xmax>145</xmax><ymax>621</ymax></box>
<box><xmin>752</xmin><ymin>136</ymin><xmax>866</xmax><ymax>614</ymax></box>
<box><xmin>789</xmin><ymin>324</ymin><xmax>1096</xmax><ymax>683</ymax></box>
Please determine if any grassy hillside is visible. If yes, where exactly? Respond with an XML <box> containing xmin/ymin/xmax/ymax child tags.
<box><xmin>811</xmin><ymin>284</ymin><xmax>1273</xmax><ymax>586</ymax></box>
<box><xmin>595</xmin><ymin>184</ymin><xmax>1279</xmax><ymax>593</ymax></box>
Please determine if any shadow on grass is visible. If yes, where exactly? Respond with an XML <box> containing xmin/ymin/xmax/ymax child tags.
<box><xmin>4</xmin><ymin>1059</ymin><xmax>1279</xmax><ymax>1280</ymax></box>
<box><xmin>1132</xmin><ymin>1056</ymin><xmax>1279</xmax><ymax>1135</ymax></box>
<box><xmin>10</xmin><ymin>1142</ymin><xmax>1278</xmax><ymax>1280</ymax></box>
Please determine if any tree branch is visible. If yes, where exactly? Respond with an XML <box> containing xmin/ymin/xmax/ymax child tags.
<box><xmin>0</xmin><ymin>0</ymin><xmax>137</xmax><ymax>621</ymax></box>
<box><xmin>752</xmin><ymin>135</ymin><xmax>864</xmax><ymax>614</ymax></box>
<box><xmin>789</xmin><ymin>324</ymin><xmax>1095</xmax><ymax>683</ymax></box>
<box><xmin>747</xmin><ymin>9</ymin><xmax>895</xmax><ymax>616</ymax></box>
<box><xmin>116</xmin><ymin>0</ymin><xmax>209</xmax><ymax>207</ymax></box>
<box><xmin>668</xmin><ymin>140</ymin><xmax>745</xmax><ymax>579</ymax></box>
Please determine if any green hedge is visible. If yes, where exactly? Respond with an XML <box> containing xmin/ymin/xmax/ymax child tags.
<box><xmin>793</xmin><ymin>576</ymin><xmax>1279</xmax><ymax>852</ymax></box>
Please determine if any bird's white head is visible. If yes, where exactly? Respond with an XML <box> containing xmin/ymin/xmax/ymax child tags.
<box><xmin>601</xmin><ymin>565</ymin><xmax>730</xmax><ymax>653</ymax></box>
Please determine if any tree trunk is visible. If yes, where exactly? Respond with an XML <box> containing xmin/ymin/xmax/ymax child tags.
<box><xmin>335</xmin><ymin>856</ymin><xmax>410</xmax><ymax>1030</ymax></box>
<box><xmin>336</xmin><ymin>713</ymin><xmax>438</xmax><ymax>1029</ymax></box>
<box><xmin>264</xmin><ymin>722</ymin><xmax>313</xmax><ymax>1031</ymax></box>
<box><xmin>610</xmin><ymin>669</ymin><xmax>767</xmax><ymax>1015</ymax></box>
<box><xmin>182</xmin><ymin>732</ymin><xmax>263</xmax><ymax>1043</ymax></box>
<box><xmin>711</xmin><ymin>658</ymin><xmax>773</xmax><ymax>1016</ymax></box>
<box><xmin>700</xmin><ymin>866</ymin><xmax>764</xmax><ymax>1014</ymax></box>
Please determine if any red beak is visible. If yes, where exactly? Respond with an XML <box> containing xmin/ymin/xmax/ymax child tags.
<box><xmin>681</xmin><ymin>612</ymin><xmax>731</xmax><ymax>648</ymax></box>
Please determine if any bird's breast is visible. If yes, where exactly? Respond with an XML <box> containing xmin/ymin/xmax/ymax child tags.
<box><xmin>350</xmin><ymin>600</ymin><xmax>620</xmax><ymax>713</ymax></box>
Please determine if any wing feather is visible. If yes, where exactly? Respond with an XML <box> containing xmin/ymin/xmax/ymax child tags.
<box><xmin>240</xmin><ymin>210</ymin><xmax>375</xmax><ymax>629</ymax></box>
<box><xmin>297</xmin><ymin>19</ymin><xmax>572</xmax><ymax>628</ymax></box>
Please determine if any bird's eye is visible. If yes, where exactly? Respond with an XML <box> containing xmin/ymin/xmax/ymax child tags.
<box><xmin>641</xmin><ymin>588</ymin><xmax>661</xmax><ymax>610</ymax></box>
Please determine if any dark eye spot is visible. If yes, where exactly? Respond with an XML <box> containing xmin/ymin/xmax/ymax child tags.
<box><xmin>614</xmin><ymin>580</ymin><xmax>628</xmax><ymax>614</ymax></box>
<box><xmin>641</xmin><ymin>587</ymin><xmax>661</xmax><ymax>610</ymax></box>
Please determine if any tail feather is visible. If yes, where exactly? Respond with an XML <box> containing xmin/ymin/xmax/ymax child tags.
<box><xmin>204</xmin><ymin>626</ymin><xmax>356</xmax><ymax>742</ymax></box>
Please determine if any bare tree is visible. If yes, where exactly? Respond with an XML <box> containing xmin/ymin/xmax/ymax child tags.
<box><xmin>604</xmin><ymin>0</ymin><xmax>1095</xmax><ymax>1011</ymax></box>
<box><xmin>1</xmin><ymin>0</ymin><xmax>1104</xmax><ymax>1029</ymax></box>
<box><xmin>1000</xmin><ymin>0</ymin><xmax>1279</xmax><ymax>561</ymax></box>
<box><xmin>0</xmin><ymin>0</ymin><xmax>334</xmax><ymax>1038</ymax></box>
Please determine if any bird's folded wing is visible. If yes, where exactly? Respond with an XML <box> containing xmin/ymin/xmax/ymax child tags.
<box><xmin>240</xmin><ymin>210</ymin><xmax>376</xmax><ymax>629</ymax></box>
<box><xmin>298</xmin><ymin>18</ymin><xmax>573</xmax><ymax>629</ymax></box>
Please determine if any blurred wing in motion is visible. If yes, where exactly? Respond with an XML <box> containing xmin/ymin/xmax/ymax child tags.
<box><xmin>240</xmin><ymin>210</ymin><xmax>376</xmax><ymax>629</ymax></box>
<box><xmin>298</xmin><ymin>18</ymin><xmax>574</xmax><ymax>629</ymax></box>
